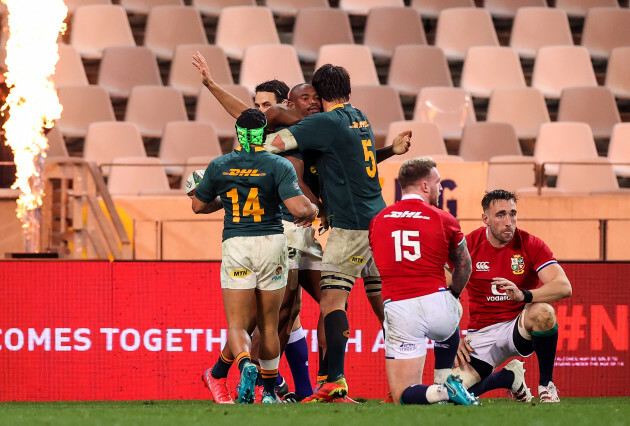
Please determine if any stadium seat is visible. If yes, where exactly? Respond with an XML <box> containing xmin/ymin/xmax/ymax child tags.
<box><xmin>46</xmin><ymin>126</ymin><xmax>69</xmax><ymax>158</ymax></box>
<box><xmin>107</xmin><ymin>156</ymin><xmax>178</xmax><ymax>196</ymax></box>
<box><xmin>555</xmin><ymin>157</ymin><xmax>620</xmax><ymax>195</ymax></box>
<box><xmin>363</xmin><ymin>7</ymin><xmax>427</xmax><ymax>61</ymax></box>
<box><xmin>384</xmin><ymin>121</ymin><xmax>451</xmax><ymax>161</ymax></box>
<box><xmin>554</xmin><ymin>0</ymin><xmax>619</xmax><ymax>18</ymax></box>
<box><xmin>315</xmin><ymin>45</ymin><xmax>380</xmax><ymax>86</ymax></box>
<box><xmin>435</xmin><ymin>8</ymin><xmax>499</xmax><ymax>61</ymax></box>
<box><xmin>215</xmin><ymin>6</ymin><xmax>280</xmax><ymax>60</ymax></box>
<box><xmin>338</xmin><ymin>0</ymin><xmax>404</xmax><ymax>16</ymax></box>
<box><xmin>159</xmin><ymin>121</ymin><xmax>222</xmax><ymax>176</ymax></box>
<box><xmin>534</xmin><ymin>122</ymin><xmax>598</xmax><ymax>176</ymax></box>
<box><xmin>557</xmin><ymin>86</ymin><xmax>621</xmax><ymax>139</ymax></box>
<box><xmin>531</xmin><ymin>46</ymin><xmax>597</xmax><ymax>99</ymax></box>
<box><xmin>169</xmin><ymin>44</ymin><xmax>233</xmax><ymax>97</ymax></box>
<box><xmin>239</xmin><ymin>44</ymin><xmax>305</xmax><ymax>95</ymax></box>
<box><xmin>143</xmin><ymin>6</ymin><xmax>208</xmax><ymax>61</ymax></box>
<box><xmin>119</xmin><ymin>0</ymin><xmax>183</xmax><ymax>15</ymax></box>
<box><xmin>607</xmin><ymin>123</ymin><xmax>630</xmax><ymax>178</ymax></box>
<box><xmin>292</xmin><ymin>8</ymin><xmax>354</xmax><ymax>63</ymax></box>
<box><xmin>191</xmin><ymin>0</ymin><xmax>256</xmax><ymax>18</ymax></box>
<box><xmin>510</xmin><ymin>7</ymin><xmax>573</xmax><ymax>59</ymax></box>
<box><xmin>195</xmin><ymin>85</ymin><xmax>254</xmax><ymax>141</ymax></box>
<box><xmin>266</xmin><ymin>0</ymin><xmax>329</xmax><ymax>18</ymax></box>
<box><xmin>486</xmin><ymin>155</ymin><xmax>538</xmax><ymax>193</ymax></box>
<box><xmin>413</xmin><ymin>87</ymin><xmax>476</xmax><ymax>140</ymax></box>
<box><xmin>56</xmin><ymin>86</ymin><xmax>116</xmax><ymax>138</ymax></box>
<box><xmin>605</xmin><ymin>47</ymin><xmax>630</xmax><ymax>99</ymax></box>
<box><xmin>349</xmin><ymin>85</ymin><xmax>405</xmax><ymax>148</ymax></box>
<box><xmin>409</xmin><ymin>0</ymin><xmax>475</xmax><ymax>19</ymax></box>
<box><xmin>486</xmin><ymin>87</ymin><xmax>550</xmax><ymax>140</ymax></box>
<box><xmin>581</xmin><ymin>7</ymin><xmax>630</xmax><ymax>60</ymax></box>
<box><xmin>458</xmin><ymin>122</ymin><xmax>522</xmax><ymax>161</ymax></box>
<box><xmin>64</xmin><ymin>0</ymin><xmax>112</xmax><ymax>15</ymax></box>
<box><xmin>97</xmin><ymin>46</ymin><xmax>162</xmax><ymax>99</ymax></box>
<box><xmin>387</xmin><ymin>45</ymin><xmax>453</xmax><ymax>97</ymax></box>
<box><xmin>52</xmin><ymin>44</ymin><xmax>89</xmax><ymax>88</ymax></box>
<box><xmin>483</xmin><ymin>0</ymin><xmax>547</xmax><ymax>19</ymax></box>
<box><xmin>460</xmin><ymin>46</ymin><xmax>526</xmax><ymax>98</ymax></box>
<box><xmin>83</xmin><ymin>122</ymin><xmax>147</xmax><ymax>175</ymax></box>
<box><xmin>69</xmin><ymin>5</ymin><xmax>136</xmax><ymax>60</ymax></box>
<box><xmin>124</xmin><ymin>86</ymin><xmax>188</xmax><ymax>138</ymax></box>
<box><xmin>180</xmin><ymin>155</ymin><xmax>218</xmax><ymax>190</ymax></box>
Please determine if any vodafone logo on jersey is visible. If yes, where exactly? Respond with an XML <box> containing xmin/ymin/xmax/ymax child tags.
<box><xmin>487</xmin><ymin>284</ymin><xmax>510</xmax><ymax>302</ymax></box>
<box><xmin>476</xmin><ymin>261</ymin><xmax>490</xmax><ymax>272</ymax></box>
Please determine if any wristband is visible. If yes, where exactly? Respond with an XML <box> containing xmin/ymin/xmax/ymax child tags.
<box><xmin>521</xmin><ymin>289</ymin><xmax>533</xmax><ymax>303</ymax></box>
<box><xmin>449</xmin><ymin>288</ymin><xmax>461</xmax><ymax>299</ymax></box>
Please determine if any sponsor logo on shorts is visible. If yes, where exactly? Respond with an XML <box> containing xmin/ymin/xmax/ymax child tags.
<box><xmin>310</xmin><ymin>165</ymin><xmax>317</xmax><ymax>175</ymax></box>
<box><xmin>349</xmin><ymin>255</ymin><xmax>365</xmax><ymax>265</ymax></box>
<box><xmin>287</xmin><ymin>247</ymin><xmax>297</xmax><ymax>259</ymax></box>
<box><xmin>230</xmin><ymin>269</ymin><xmax>251</xmax><ymax>278</ymax></box>
<box><xmin>223</xmin><ymin>169</ymin><xmax>266</xmax><ymax>177</ymax></box>
<box><xmin>476</xmin><ymin>261</ymin><xmax>490</xmax><ymax>272</ymax></box>
<box><xmin>399</xmin><ymin>342</ymin><xmax>417</xmax><ymax>352</ymax></box>
<box><xmin>271</xmin><ymin>266</ymin><xmax>283</xmax><ymax>281</ymax></box>
<box><xmin>511</xmin><ymin>254</ymin><xmax>525</xmax><ymax>275</ymax></box>
<box><xmin>383</xmin><ymin>210</ymin><xmax>430</xmax><ymax>219</ymax></box>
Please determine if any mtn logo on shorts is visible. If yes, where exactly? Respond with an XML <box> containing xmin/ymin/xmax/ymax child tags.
<box><xmin>223</xmin><ymin>169</ymin><xmax>266</xmax><ymax>177</ymax></box>
<box><xmin>349</xmin><ymin>255</ymin><xmax>365</xmax><ymax>265</ymax></box>
<box><xmin>230</xmin><ymin>269</ymin><xmax>251</xmax><ymax>278</ymax></box>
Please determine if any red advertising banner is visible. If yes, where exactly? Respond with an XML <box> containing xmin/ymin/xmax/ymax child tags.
<box><xmin>0</xmin><ymin>261</ymin><xmax>628</xmax><ymax>401</ymax></box>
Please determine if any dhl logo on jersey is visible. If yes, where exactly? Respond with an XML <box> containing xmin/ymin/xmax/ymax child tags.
<box><xmin>230</xmin><ymin>269</ymin><xmax>251</xmax><ymax>278</ymax></box>
<box><xmin>349</xmin><ymin>121</ymin><xmax>370</xmax><ymax>129</ymax></box>
<box><xmin>223</xmin><ymin>169</ymin><xmax>266</xmax><ymax>177</ymax></box>
<box><xmin>383</xmin><ymin>211</ymin><xmax>430</xmax><ymax>220</ymax></box>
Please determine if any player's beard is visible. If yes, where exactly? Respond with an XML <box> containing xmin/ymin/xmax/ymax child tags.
<box><xmin>489</xmin><ymin>225</ymin><xmax>515</xmax><ymax>245</ymax></box>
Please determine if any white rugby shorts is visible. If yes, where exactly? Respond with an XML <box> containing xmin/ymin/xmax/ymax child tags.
<box><xmin>384</xmin><ymin>290</ymin><xmax>462</xmax><ymax>359</ymax></box>
<box><xmin>220</xmin><ymin>234</ymin><xmax>288</xmax><ymax>291</ymax></box>
<box><xmin>282</xmin><ymin>220</ymin><xmax>323</xmax><ymax>271</ymax></box>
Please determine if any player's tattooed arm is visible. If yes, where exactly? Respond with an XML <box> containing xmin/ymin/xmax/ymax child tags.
<box><xmin>448</xmin><ymin>243</ymin><xmax>472</xmax><ymax>296</ymax></box>
<box><xmin>375</xmin><ymin>130</ymin><xmax>412</xmax><ymax>163</ymax></box>
<box><xmin>191</xmin><ymin>195</ymin><xmax>222</xmax><ymax>214</ymax></box>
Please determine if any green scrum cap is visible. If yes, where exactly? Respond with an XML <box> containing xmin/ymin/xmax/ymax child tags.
<box><xmin>235</xmin><ymin>108</ymin><xmax>267</xmax><ymax>152</ymax></box>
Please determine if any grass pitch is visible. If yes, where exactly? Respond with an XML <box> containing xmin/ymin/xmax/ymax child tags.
<box><xmin>0</xmin><ymin>398</ymin><xmax>628</xmax><ymax>426</ymax></box>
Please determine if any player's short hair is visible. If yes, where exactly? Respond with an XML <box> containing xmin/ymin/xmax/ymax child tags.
<box><xmin>255</xmin><ymin>79</ymin><xmax>290</xmax><ymax>103</ymax></box>
<box><xmin>288</xmin><ymin>83</ymin><xmax>312</xmax><ymax>101</ymax></box>
<box><xmin>311</xmin><ymin>64</ymin><xmax>350</xmax><ymax>102</ymax></box>
<box><xmin>235</xmin><ymin>108</ymin><xmax>267</xmax><ymax>151</ymax></box>
<box><xmin>481</xmin><ymin>189</ymin><xmax>518</xmax><ymax>211</ymax></box>
<box><xmin>397</xmin><ymin>156</ymin><xmax>437</xmax><ymax>190</ymax></box>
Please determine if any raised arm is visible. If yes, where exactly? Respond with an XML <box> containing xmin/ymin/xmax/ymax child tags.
<box><xmin>192</xmin><ymin>51</ymin><xmax>248</xmax><ymax>119</ymax></box>
<box><xmin>448</xmin><ymin>242</ymin><xmax>472</xmax><ymax>297</ymax></box>
<box><xmin>376</xmin><ymin>130</ymin><xmax>411</xmax><ymax>163</ymax></box>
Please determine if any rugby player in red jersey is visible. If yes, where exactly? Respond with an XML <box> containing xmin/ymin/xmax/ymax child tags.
<box><xmin>369</xmin><ymin>157</ymin><xmax>478</xmax><ymax>406</ymax></box>
<box><xmin>452</xmin><ymin>189</ymin><xmax>572</xmax><ymax>403</ymax></box>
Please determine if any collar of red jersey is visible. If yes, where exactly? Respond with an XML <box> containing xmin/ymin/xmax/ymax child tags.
<box><xmin>401</xmin><ymin>194</ymin><xmax>425</xmax><ymax>202</ymax></box>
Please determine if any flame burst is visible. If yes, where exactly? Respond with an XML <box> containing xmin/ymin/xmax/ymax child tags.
<box><xmin>1</xmin><ymin>0</ymin><xmax>67</xmax><ymax>251</ymax></box>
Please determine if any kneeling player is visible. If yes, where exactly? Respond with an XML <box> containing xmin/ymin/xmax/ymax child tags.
<box><xmin>451</xmin><ymin>190</ymin><xmax>572</xmax><ymax>403</ymax></box>
<box><xmin>192</xmin><ymin>109</ymin><xmax>318</xmax><ymax>404</ymax></box>
<box><xmin>369</xmin><ymin>157</ymin><xmax>478</xmax><ymax>406</ymax></box>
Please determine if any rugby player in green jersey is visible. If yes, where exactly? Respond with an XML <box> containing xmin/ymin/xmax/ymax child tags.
<box><xmin>266</xmin><ymin>64</ymin><xmax>412</xmax><ymax>402</ymax></box>
<box><xmin>192</xmin><ymin>109</ymin><xmax>318</xmax><ymax>404</ymax></box>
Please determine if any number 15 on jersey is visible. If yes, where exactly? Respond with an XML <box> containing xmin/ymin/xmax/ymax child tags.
<box><xmin>391</xmin><ymin>230</ymin><xmax>421</xmax><ymax>261</ymax></box>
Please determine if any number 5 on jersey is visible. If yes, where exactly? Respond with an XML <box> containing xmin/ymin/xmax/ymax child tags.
<box><xmin>226</xmin><ymin>187</ymin><xmax>264</xmax><ymax>222</ymax></box>
<box><xmin>362</xmin><ymin>139</ymin><xmax>376</xmax><ymax>178</ymax></box>
<box><xmin>391</xmin><ymin>230</ymin><xmax>421</xmax><ymax>261</ymax></box>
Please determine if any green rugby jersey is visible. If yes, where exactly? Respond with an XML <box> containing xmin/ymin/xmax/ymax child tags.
<box><xmin>283</xmin><ymin>103</ymin><xmax>385</xmax><ymax>230</ymax></box>
<box><xmin>279</xmin><ymin>148</ymin><xmax>320</xmax><ymax>222</ymax></box>
<box><xmin>195</xmin><ymin>146</ymin><xmax>303</xmax><ymax>241</ymax></box>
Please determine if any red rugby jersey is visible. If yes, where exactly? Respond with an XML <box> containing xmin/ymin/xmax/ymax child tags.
<box><xmin>464</xmin><ymin>226</ymin><xmax>557</xmax><ymax>330</ymax></box>
<box><xmin>369</xmin><ymin>196</ymin><xmax>465</xmax><ymax>302</ymax></box>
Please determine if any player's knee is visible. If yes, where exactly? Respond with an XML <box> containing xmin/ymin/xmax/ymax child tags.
<box><xmin>529</xmin><ymin>302</ymin><xmax>556</xmax><ymax>332</ymax></box>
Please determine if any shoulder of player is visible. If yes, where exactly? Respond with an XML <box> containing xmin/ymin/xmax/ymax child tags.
<box><xmin>466</xmin><ymin>227</ymin><xmax>486</xmax><ymax>245</ymax></box>
<box><xmin>514</xmin><ymin>228</ymin><xmax>549</xmax><ymax>251</ymax></box>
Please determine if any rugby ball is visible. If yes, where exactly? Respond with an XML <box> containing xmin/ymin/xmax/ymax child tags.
<box><xmin>185</xmin><ymin>170</ymin><xmax>205</xmax><ymax>199</ymax></box>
